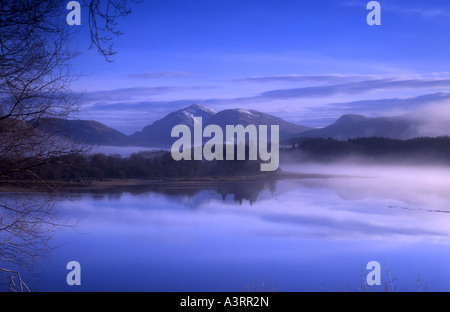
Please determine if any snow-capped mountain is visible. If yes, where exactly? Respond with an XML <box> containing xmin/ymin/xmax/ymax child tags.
<box><xmin>34</xmin><ymin>105</ymin><xmax>445</xmax><ymax>149</ymax></box>
<box><xmin>129</xmin><ymin>104</ymin><xmax>217</xmax><ymax>147</ymax></box>
<box><xmin>206</xmin><ymin>108</ymin><xmax>312</xmax><ymax>141</ymax></box>
<box><xmin>129</xmin><ymin>104</ymin><xmax>313</xmax><ymax>147</ymax></box>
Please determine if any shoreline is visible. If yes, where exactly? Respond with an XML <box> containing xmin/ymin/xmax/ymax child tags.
<box><xmin>0</xmin><ymin>171</ymin><xmax>355</xmax><ymax>193</ymax></box>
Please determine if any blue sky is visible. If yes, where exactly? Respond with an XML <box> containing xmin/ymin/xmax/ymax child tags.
<box><xmin>70</xmin><ymin>0</ymin><xmax>450</xmax><ymax>134</ymax></box>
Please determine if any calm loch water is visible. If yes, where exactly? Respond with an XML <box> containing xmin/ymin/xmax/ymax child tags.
<box><xmin>17</xmin><ymin>164</ymin><xmax>450</xmax><ymax>292</ymax></box>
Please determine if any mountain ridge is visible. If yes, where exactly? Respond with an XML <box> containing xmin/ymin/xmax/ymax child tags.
<box><xmin>31</xmin><ymin>104</ymin><xmax>449</xmax><ymax>148</ymax></box>
<box><xmin>30</xmin><ymin>118</ymin><xmax>131</xmax><ymax>146</ymax></box>
<box><xmin>298</xmin><ymin>114</ymin><xmax>421</xmax><ymax>140</ymax></box>
<box><xmin>129</xmin><ymin>104</ymin><xmax>313</xmax><ymax>147</ymax></box>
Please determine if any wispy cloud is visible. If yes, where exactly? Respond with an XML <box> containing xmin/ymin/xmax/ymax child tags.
<box><xmin>127</xmin><ymin>71</ymin><xmax>195</xmax><ymax>79</ymax></box>
<box><xmin>80</xmin><ymin>85</ymin><xmax>216</xmax><ymax>105</ymax></box>
<box><xmin>384</xmin><ymin>4</ymin><xmax>448</xmax><ymax>19</ymax></box>
<box><xmin>204</xmin><ymin>77</ymin><xmax>450</xmax><ymax>105</ymax></box>
<box><xmin>235</xmin><ymin>74</ymin><xmax>369</xmax><ymax>84</ymax></box>
<box><xmin>81</xmin><ymin>87</ymin><xmax>182</xmax><ymax>103</ymax></box>
<box><xmin>257</xmin><ymin>78</ymin><xmax>450</xmax><ymax>100</ymax></box>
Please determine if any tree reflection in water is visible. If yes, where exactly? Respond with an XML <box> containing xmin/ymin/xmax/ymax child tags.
<box><xmin>66</xmin><ymin>179</ymin><xmax>279</xmax><ymax>207</ymax></box>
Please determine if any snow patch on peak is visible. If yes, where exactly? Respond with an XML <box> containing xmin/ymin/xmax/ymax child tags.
<box><xmin>182</xmin><ymin>110</ymin><xmax>194</xmax><ymax>119</ymax></box>
<box><xmin>237</xmin><ymin>108</ymin><xmax>253</xmax><ymax>115</ymax></box>
<box><xmin>185</xmin><ymin>104</ymin><xmax>217</xmax><ymax>115</ymax></box>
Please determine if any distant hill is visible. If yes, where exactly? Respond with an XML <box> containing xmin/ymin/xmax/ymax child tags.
<box><xmin>297</xmin><ymin>114</ymin><xmax>421</xmax><ymax>140</ymax></box>
<box><xmin>31</xmin><ymin>118</ymin><xmax>131</xmax><ymax>146</ymax></box>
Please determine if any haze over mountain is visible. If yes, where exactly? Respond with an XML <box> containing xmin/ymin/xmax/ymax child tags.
<box><xmin>298</xmin><ymin>114</ymin><xmax>422</xmax><ymax>140</ymax></box>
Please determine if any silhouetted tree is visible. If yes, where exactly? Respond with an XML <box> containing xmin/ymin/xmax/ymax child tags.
<box><xmin>0</xmin><ymin>0</ymin><xmax>141</xmax><ymax>291</ymax></box>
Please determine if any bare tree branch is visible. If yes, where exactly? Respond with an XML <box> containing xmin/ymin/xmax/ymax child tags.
<box><xmin>82</xmin><ymin>0</ymin><xmax>143</xmax><ymax>62</ymax></box>
<box><xmin>0</xmin><ymin>0</ymin><xmax>140</xmax><ymax>291</ymax></box>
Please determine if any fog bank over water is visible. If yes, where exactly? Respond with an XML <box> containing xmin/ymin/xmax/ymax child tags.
<box><xmin>280</xmin><ymin>162</ymin><xmax>450</xmax><ymax>211</ymax></box>
<box><xmin>282</xmin><ymin>161</ymin><xmax>450</xmax><ymax>182</ymax></box>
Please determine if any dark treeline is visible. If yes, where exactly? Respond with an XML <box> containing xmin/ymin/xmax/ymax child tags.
<box><xmin>4</xmin><ymin>137</ymin><xmax>450</xmax><ymax>185</ymax></box>
<box><xmin>47</xmin><ymin>152</ymin><xmax>263</xmax><ymax>180</ymax></box>
<box><xmin>2</xmin><ymin>145</ymin><xmax>272</xmax><ymax>182</ymax></box>
<box><xmin>283</xmin><ymin>136</ymin><xmax>450</xmax><ymax>163</ymax></box>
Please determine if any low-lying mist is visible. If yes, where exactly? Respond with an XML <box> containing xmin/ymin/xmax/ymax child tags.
<box><xmin>280</xmin><ymin>157</ymin><xmax>450</xmax><ymax>211</ymax></box>
<box><xmin>406</xmin><ymin>101</ymin><xmax>450</xmax><ymax>138</ymax></box>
